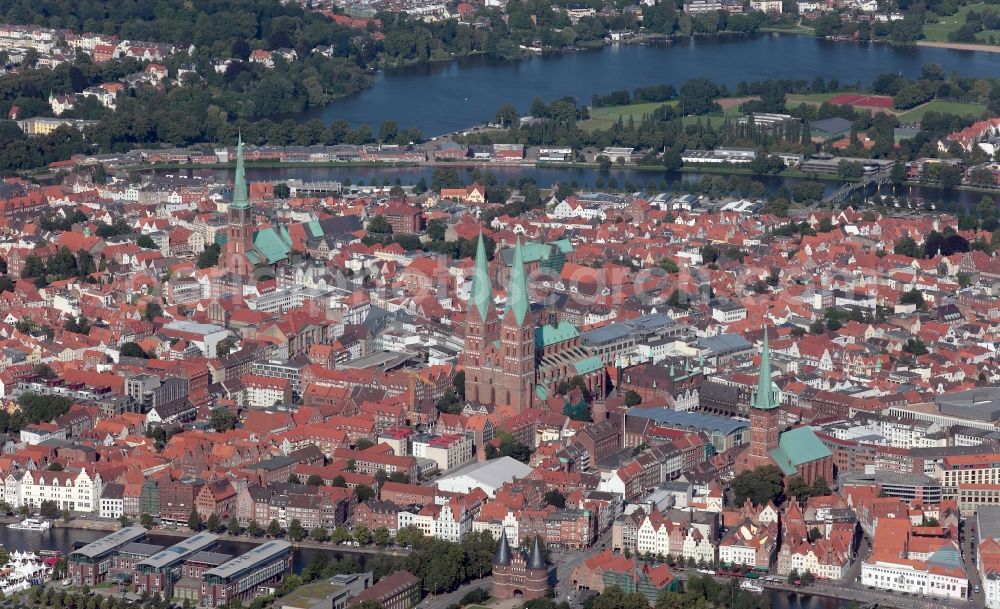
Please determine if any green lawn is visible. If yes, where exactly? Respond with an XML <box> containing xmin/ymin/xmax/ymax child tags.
<box><xmin>898</xmin><ymin>100</ymin><xmax>987</xmax><ymax>122</ymax></box>
<box><xmin>581</xmin><ymin>101</ymin><xmax>676</xmax><ymax>130</ymax></box>
<box><xmin>976</xmin><ymin>28</ymin><xmax>1000</xmax><ymax>43</ymax></box>
<box><xmin>581</xmin><ymin>97</ymin><xmax>743</xmax><ymax>131</ymax></box>
<box><xmin>786</xmin><ymin>92</ymin><xmax>840</xmax><ymax>105</ymax></box>
<box><xmin>923</xmin><ymin>3</ymin><xmax>986</xmax><ymax>41</ymax></box>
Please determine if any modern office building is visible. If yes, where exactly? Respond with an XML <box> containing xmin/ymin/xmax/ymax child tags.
<box><xmin>200</xmin><ymin>540</ymin><xmax>293</xmax><ymax>607</ymax></box>
<box><xmin>134</xmin><ymin>532</ymin><xmax>219</xmax><ymax>597</ymax></box>
<box><xmin>68</xmin><ymin>527</ymin><xmax>148</xmax><ymax>586</ymax></box>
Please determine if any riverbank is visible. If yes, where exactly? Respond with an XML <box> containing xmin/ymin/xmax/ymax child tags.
<box><xmin>20</xmin><ymin>519</ymin><xmax>410</xmax><ymax>556</ymax></box>
<box><xmin>916</xmin><ymin>40</ymin><xmax>1000</xmax><ymax>53</ymax></box>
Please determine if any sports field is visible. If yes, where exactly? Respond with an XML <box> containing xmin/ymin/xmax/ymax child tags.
<box><xmin>827</xmin><ymin>93</ymin><xmax>894</xmax><ymax>109</ymax></box>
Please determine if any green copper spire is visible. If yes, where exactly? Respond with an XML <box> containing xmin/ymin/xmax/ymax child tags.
<box><xmin>505</xmin><ymin>238</ymin><xmax>529</xmax><ymax>325</ymax></box>
<box><xmin>470</xmin><ymin>232</ymin><xmax>493</xmax><ymax>322</ymax></box>
<box><xmin>231</xmin><ymin>135</ymin><xmax>250</xmax><ymax>210</ymax></box>
<box><xmin>754</xmin><ymin>327</ymin><xmax>777</xmax><ymax>410</ymax></box>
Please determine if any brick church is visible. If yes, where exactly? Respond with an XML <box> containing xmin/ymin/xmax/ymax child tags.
<box><xmin>464</xmin><ymin>235</ymin><xmax>606</xmax><ymax>413</ymax></box>
<box><xmin>210</xmin><ymin>137</ymin><xmax>293</xmax><ymax>298</ymax></box>
<box><xmin>492</xmin><ymin>532</ymin><xmax>550</xmax><ymax>600</ymax></box>
<box><xmin>736</xmin><ymin>328</ymin><xmax>834</xmax><ymax>485</ymax></box>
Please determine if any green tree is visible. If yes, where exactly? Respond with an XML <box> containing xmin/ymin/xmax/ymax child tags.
<box><xmin>543</xmin><ymin>489</ymin><xmax>566</xmax><ymax>509</ymax></box>
<box><xmin>227</xmin><ymin>516</ymin><xmax>241</xmax><ymax>535</ymax></box>
<box><xmin>187</xmin><ymin>509</ymin><xmax>203</xmax><ymax>531</ymax></box>
<box><xmin>306</xmin><ymin>474</ymin><xmax>325</xmax><ymax>486</ymax></box>
<box><xmin>374</xmin><ymin>526</ymin><xmax>391</xmax><ymax>546</ymax></box>
<box><xmin>366</xmin><ymin>216</ymin><xmax>392</xmax><ymax>234</ymax></box>
<box><xmin>354</xmin><ymin>524</ymin><xmax>371</xmax><ymax>545</ymax></box>
<box><xmin>288</xmin><ymin>518</ymin><xmax>306</xmax><ymax>542</ymax></box>
<box><xmin>197</xmin><ymin>243</ymin><xmax>221</xmax><ymax>268</ymax></box>
<box><xmin>137</xmin><ymin>234</ymin><xmax>158</xmax><ymax>249</ymax></box>
<box><xmin>624</xmin><ymin>390</ymin><xmax>642</xmax><ymax>407</ymax></box>
<box><xmin>267</xmin><ymin>519</ymin><xmax>282</xmax><ymax>537</ymax></box>
<box><xmin>312</xmin><ymin>526</ymin><xmax>330</xmax><ymax>542</ymax></box>
<box><xmin>273</xmin><ymin>183</ymin><xmax>291</xmax><ymax>199</ymax></box>
<box><xmin>731</xmin><ymin>465</ymin><xmax>785</xmax><ymax>506</ymax></box>
<box><xmin>247</xmin><ymin>520</ymin><xmax>262</xmax><ymax>537</ymax></box>
<box><xmin>209</xmin><ymin>407</ymin><xmax>237</xmax><ymax>432</ymax></box>
<box><xmin>206</xmin><ymin>513</ymin><xmax>222</xmax><ymax>533</ymax></box>
<box><xmin>140</xmin><ymin>513</ymin><xmax>153</xmax><ymax>528</ymax></box>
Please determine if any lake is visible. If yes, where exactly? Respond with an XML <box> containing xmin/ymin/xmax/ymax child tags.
<box><xmin>293</xmin><ymin>35</ymin><xmax>1000</xmax><ymax>135</ymax></box>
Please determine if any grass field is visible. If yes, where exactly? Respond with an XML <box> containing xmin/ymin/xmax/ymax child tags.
<box><xmin>786</xmin><ymin>92</ymin><xmax>841</xmax><ymax>105</ymax></box>
<box><xmin>581</xmin><ymin>101</ymin><xmax>675</xmax><ymax>130</ymax></box>
<box><xmin>923</xmin><ymin>3</ymin><xmax>986</xmax><ymax>41</ymax></box>
<box><xmin>580</xmin><ymin>97</ymin><xmax>745</xmax><ymax>131</ymax></box>
<box><xmin>976</xmin><ymin>28</ymin><xmax>1000</xmax><ymax>43</ymax></box>
<box><xmin>898</xmin><ymin>100</ymin><xmax>987</xmax><ymax>122</ymax></box>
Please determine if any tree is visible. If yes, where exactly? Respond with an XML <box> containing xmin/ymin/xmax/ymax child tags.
<box><xmin>247</xmin><ymin>520</ymin><xmax>262</xmax><ymax>537</ymax></box>
<box><xmin>496</xmin><ymin>103</ymin><xmax>518</xmax><ymax>128</ymax></box>
<box><xmin>366</xmin><ymin>216</ymin><xmax>392</xmax><ymax>234</ymax></box>
<box><xmin>267</xmin><ymin>519</ymin><xmax>282</xmax><ymax>537</ymax></box>
<box><xmin>900</xmin><ymin>289</ymin><xmax>925</xmax><ymax>309</ymax></box>
<box><xmin>811</xmin><ymin>476</ymin><xmax>831</xmax><ymax>496</ymax></box>
<box><xmin>206</xmin><ymin>513</ymin><xmax>222</xmax><ymax>533</ymax></box>
<box><xmin>140</xmin><ymin>513</ymin><xmax>153</xmax><ymax>529</ymax></box>
<box><xmin>354</xmin><ymin>602</ymin><xmax>385</xmax><ymax>609</ymax></box>
<box><xmin>288</xmin><ymin>518</ymin><xmax>306</xmax><ymax>542</ymax></box>
<box><xmin>394</xmin><ymin>525</ymin><xmax>424</xmax><ymax>547</ymax></box>
<box><xmin>118</xmin><ymin>514</ymin><xmax>130</xmax><ymax>528</ymax></box>
<box><xmin>137</xmin><ymin>235</ymin><xmax>158</xmax><ymax>249</ymax></box>
<box><xmin>788</xmin><ymin>568</ymin><xmax>800</xmax><ymax>583</ymax></box>
<box><xmin>188</xmin><ymin>509</ymin><xmax>203</xmax><ymax>532</ymax></box>
<box><xmin>800</xmin><ymin>570</ymin><xmax>816</xmax><ymax>585</ymax></box>
<box><xmin>808</xmin><ymin>526</ymin><xmax>823</xmax><ymax>542</ymax></box>
<box><xmin>354</xmin><ymin>524</ymin><xmax>371</xmax><ymax>545</ymax></box>
<box><xmin>786</xmin><ymin>476</ymin><xmax>811</xmax><ymax>504</ymax></box>
<box><xmin>306</xmin><ymin>474</ymin><xmax>325</xmax><ymax>486</ymax></box>
<box><xmin>331</xmin><ymin>475</ymin><xmax>347</xmax><ymax>487</ymax></box>
<box><xmin>312</xmin><ymin>526</ymin><xmax>330</xmax><ymax>542</ymax></box>
<box><xmin>374</xmin><ymin>526</ymin><xmax>391</xmax><ymax>546</ymax></box>
<box><xmin>273</xmin><ymin>183</ymin><xmax>291</xmax><ymax>199</ymax></box>
<box><xmin>197</xmin><ymin>243</ymin><xmax>221</xmax><ymax>268</ymax></box>
<box><xmin>902</xmin><ymin>337</ymin><xmax>929</xmax><ymax>356</ymax></box>
<box><xmin>355</xmin><ymin>484</ymin><xmax>374</xmax><ymax>502</ymax></box>
<box><xmin>893</xmin><ymin>236</ymin><xmax>921</xmax><ymax>258</ymax></box>
<box><xmin>143</xmin><ymin>302</ymin><xmax>163</xmax><ymax>321</ymax></box>
<box><xmin>624</xmin><ymin>390</ymin><xmax>642</xmax><ymax>407</ymax></box>
<box><xmin>355</xmin><ymin>438</ymin><xmax>374</xmax><ymax>450</ymax></box>
<box><xmin>543</xmin><ymin>489</ymin><xmax>566</xmax><ymax>509</ymax></box>
<box><xmin>227</xmin><ymin>516</ymin><xmax>241</xmax><ymax>535</ymax></box>
<box><xmin>209</xmin><ymin>407</ymin><xmax>237</xmax><ymax>432</ymax></box>
<box><xmin>731</xmin><ymin>465</ymin><xmax>785</xmax><ymax>507</ymax></box>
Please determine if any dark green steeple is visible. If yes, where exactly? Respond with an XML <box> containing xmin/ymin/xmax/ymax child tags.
<box><xmin>231</xmin><ymin>135</ymin><xmax>250</xmax><ymax>210</ymax></box>
<box><xmin>753</xmin><ymin>327</ymin><xmax>777</xmax><ymax>410</ymax></box>
<box><xmin>504</xmin><ymin>238</ymin><xmax>529</xmax><ymax>325</ymax></box>
<box><xmin>470</xmin><ymin>232</ymin><xmax>493</xmax><ymax>322</ymax></box>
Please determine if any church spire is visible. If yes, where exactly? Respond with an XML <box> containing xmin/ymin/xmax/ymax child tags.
<box><xmin>231</xmin><ymin>134</ymin><xmax>250</xmax><ymax>210</ymax></box>
<box><xmin>470</xmin><ymin>232</ymin><xmax>493</xmax><ymax>322</ymax></box>
<box><xmin>753</xmin><ymin>327</ymin><xmax>777</xmax><ymax>410</ymax></box>
<box><xmin>505</xmin><ymin>238</ymin><xmax>529</xmax><ymax>325</ymax></box>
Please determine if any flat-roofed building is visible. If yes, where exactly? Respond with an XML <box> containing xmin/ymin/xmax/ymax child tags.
<box><xmin>68</xmin><ymin>526</ymin><xmax>148</xmax><ymax>586</ymax></box>
<box><xmin>134</xmin><ymin>532</ymin><xmax>219</xmax><ymax>597</ymax></box>
<box><xmin>200</xmin><ymin>540</ymin><xmax>293</xmax><ymax>607</ymax></box>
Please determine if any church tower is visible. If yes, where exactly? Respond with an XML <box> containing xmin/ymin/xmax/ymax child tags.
<box><xmin>465</xmin><ymin>232</ymin><xmax>499</xmax><ymax>405</ymax></box>
<box><xmin>749</xmin><ymin>327</ymin><xmax>780</xmax><ymax>461</ymax></box>
<box><xmin>500</xmin><ymin>239</ymin><xmax>535</xmax><ymax>412</ymax></box>
<box><xmin>224</xmin><ymin>136</ymin><xmax>254</xmax><ymax>279</ymax></box>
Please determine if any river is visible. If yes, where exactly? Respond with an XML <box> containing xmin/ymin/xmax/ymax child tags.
<box><xmin>292</xmin><ymin>35</ymin><xmax>1000</xmax><ymax>135</ymax></box>
<box><xmin>2</xmin><ymin>527</ymin><xmax>847</xmax><ymax>609</ymax></box>
<box><xmin>153</xmin><ymin>164</ymin><xmax>991</xmax><ymax>208</ymax></box>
